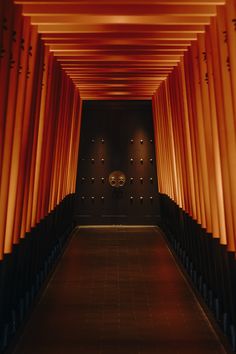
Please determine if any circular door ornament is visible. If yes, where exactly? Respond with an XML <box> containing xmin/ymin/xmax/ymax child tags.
<box><xmin>109</xmin><ymin>170</ymin><xmax>126</xmax><ymax>188</ymax></box>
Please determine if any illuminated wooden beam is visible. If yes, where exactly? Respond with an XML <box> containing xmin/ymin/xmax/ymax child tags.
<box><xmin>72</xmin><ymin>85</ymin><xmax>163</xmax><ymax>89</ymax></box>
<box><xmin>82</xmin><ymin>96</ymin><xmax>152</xmax><ymax>100</ymax></box>
<box><xmin>69</xmin><ymin>77</ymin><xmax>166</xmax><ymax>81</ymax></box>
<box><xmin>58</xmin><ymin>61</ymin><xmax>178</xmax><ymax>68</ymax></box>
<box><xmin>41</xmin><ymin>32</ymin><xmax>197</xmax><ymax>40</ymax></box>
<box><xmin>41</xmin><ymin>33</ymin><xmax>195</xmax><ymax>39</ymax></box>
<box><xmin>49</xmin><ymin>44</ymin><xmax>189</xmax><ymax>49</ymax></box>
<box><xmin>50</xmin><ymin>46</ymin><xmax>188</xmax><ymax>55</ymax></box>
<box><xmin>51</xmin><ymin>51</ymin><xmax>187</xmax><ymax>58</ymax></box>
<box><xmin>22</xmin><ymin>4</ymin><xmax>216</xmax><ymax>16</ymax></box>
<box><xmin>78</xmin><ymin>91</ymin><xmax>155</xmax><ymax>96</ymax></box>
<box><xmin>61</xmin><ymin>65</ymin><xmax>174</xmax><ymax>68</ymax></box>
<box><xmin>78</xmin><ymin>85</ymin><xmax>159</xmax><ymax>89</ymax></box>
<box><xmin>15</xmin><ymin>0</ymin><xmax>225</xmax><ymax>5</ymax></box>
<box><xmin>45</xmin><ymin>40</ymin><xmax>193</xmax><ymax>46</ymax></box>
<box><xmin>76</xmin><ymin>88</ymin><xmax>160</xmax><ymax>92</ymax></box>
<box><xmin>55</xmin><ymin>55</ymin><xmax>182</xmax><ymax>61</ymax></box>
<box><xmin>69</xmin><ymin>72</ymin><xmax>167</xmax><ymax>76</ymax></box>
<box><xmin>63</xmin><ymin>72</ymin><xmax>173</xmax><ymax>77</ymax></box>
<box><xmin>37</xmin><ymin>20</ymin><xmax>210</xmax><ymax>33</ymax></box>
<box><xmin>63</xmin><ymin>69</ymin><xmax>173</xmax><ymax>73</ymax></box>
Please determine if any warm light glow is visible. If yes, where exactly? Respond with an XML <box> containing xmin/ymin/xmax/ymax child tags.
<box><xmin>0</xmin><ymin>1</ymin><xmax>82</xmax><ymax>259</ymax></box>
<box><xmin>153</xmin><ymin>0</ymin><xmax>236</xmax><ymax>252</ymax></box>
<box><xmin>13</xmin><ymin>0</ymin><xmax>223</xmax><ymax>99</ymax></box>
<box><xmin>1</xmin><ymin>0</ymin><xmax>234</xmax><ymax>262</ymax></box>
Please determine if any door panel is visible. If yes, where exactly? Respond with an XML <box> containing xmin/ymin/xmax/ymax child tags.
<box><xmin>75</xmin><ymin>100</ymin><xmax>160</xmax><ymax>225</ymax></box>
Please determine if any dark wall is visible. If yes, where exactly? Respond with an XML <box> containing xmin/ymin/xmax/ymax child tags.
<box><xmin>75</xmin><ymin>100</ymin><xmax>160</xmax><ymax>225</ymax></box>
<box><xmin>0</xmin><ymin>194</ymin><xmax>75</xmax><ymax>353</ymax></box>
<box><xmin>159</xmin><ymin>194</ymin><xmax>236</xmax><ymax>351</ymax></box>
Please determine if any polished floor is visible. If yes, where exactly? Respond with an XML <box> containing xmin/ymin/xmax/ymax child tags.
<box><xmin>13</xmin><ymin>227</ymin><xmax>228</xmax><ymax>354</ymax></box>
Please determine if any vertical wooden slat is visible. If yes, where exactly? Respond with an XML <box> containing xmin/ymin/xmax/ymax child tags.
<box><xmin>31</xmin><ymin>46</ymin><xmax>50</xmax><ymax>226</ymax></box>
<box><xmin>25</xmin><ymin>38</ymin><xmax>44</xmax><ymax>233</ymax></box>
<box><xmin>197</xmin><ymin>33</ymin><xmax>219</xmax><ymax>238</ymax></box>
<box><xmin>216</xmin><ymin>7</ymin><xmax>236</xmax><ymax>251</ymax></box>
<box><xmin>205</xmin><ymin>26</ymin><xmax>226</xmax><ymax>244</ymax></box>
<box><xmin>0</xmin><ymin>1</ymin><xmax>13</xmax><ymax>182</ymax></box>
<box><xmin>2</xmin><ymin>5</ymin><xmax>23</xmax><ymax>254</ymax></box>
<box><xmin>0</xmin><ymin>1</ymin><xmax>17</xmax><ymax>259</ymax></box>
<box><xmin>10</xmin><ymin>16</ymin><xmax>31</xmax><ymax>246</ymax></box>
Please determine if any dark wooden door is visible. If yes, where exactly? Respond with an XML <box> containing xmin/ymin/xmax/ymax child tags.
<box><xmin>75</xmin><ymin>100</ymin><xmax>160</xmax><ymax>225</ymax></box>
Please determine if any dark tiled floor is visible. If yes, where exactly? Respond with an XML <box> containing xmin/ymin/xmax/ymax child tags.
<box><xmin>13</xmin><ymin>227</ymin><xmax>228</xmax><ymax>354</ymax></box>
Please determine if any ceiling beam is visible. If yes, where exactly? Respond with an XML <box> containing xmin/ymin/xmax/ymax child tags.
<box><xmin>13</xmin><ymin>0</ymin><xmax>225</xmax><ymax>99</ymax></box>
<box><xmin>37</xmin><ymin>20</ymin><xmax>210</xmax><ymax>33</ymax></box>
<box><xmin>15</xmin><ymin>0</ymin><xmax>225</xmax><ymax>5</ymax></box>
<box><xmin>23</xmin><ymin>4</ymin><xmax>217</xmax><ymax>15</ymax></box>
<box><xmin>41</xmin><ymin>32</ymin><xmax>197</xmax><ymax>40</ymax></box>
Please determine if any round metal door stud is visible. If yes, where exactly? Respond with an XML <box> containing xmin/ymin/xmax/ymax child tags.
<box><xmin>109</xmin><ymin>171</ymin><xmax>126</xmax><ymax>188</ymax></box>
<box><xmin>110</xmin><ymin>176</ymin><xmax>116</xmax><ymax>187</ymax></box>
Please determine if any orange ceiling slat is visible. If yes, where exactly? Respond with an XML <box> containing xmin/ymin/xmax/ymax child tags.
<box><xmin>21</xmin><ymin>4</ymin><xmax>217</xmax><ymax>15</ymax></box>
<box><xmin>15</xmin><ymin>0</ymin><xmax>225</xmax><ymax>4</ymax></box>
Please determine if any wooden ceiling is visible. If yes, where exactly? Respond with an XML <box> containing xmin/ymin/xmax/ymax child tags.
<box><xmin>14</xmin><ymin>0</ymin><xmax>225</xmax><ymax>100</ymax></box>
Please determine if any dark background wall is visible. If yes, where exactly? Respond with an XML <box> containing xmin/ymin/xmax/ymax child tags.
<box><xmin>74</xmin><ymin>100</ymin><xmax>160</xmax><ymax>225</ymax></box>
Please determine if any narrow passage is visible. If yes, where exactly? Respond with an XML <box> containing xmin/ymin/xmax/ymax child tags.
<box><xmin>14</xmin><ymin>227</ymin><xmax>228</xmax><ymax>354</ymax></box>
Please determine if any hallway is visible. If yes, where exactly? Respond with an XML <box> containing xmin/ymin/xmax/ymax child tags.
<box><xmin>13</xmin><ymin>227</ymin><xmax>228</xmax><ymax>354</ymax></box>
<box><xmin>0</xmin><ymin>0</ymin><xmax>236</xmax><ymax>352</ymax></box>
